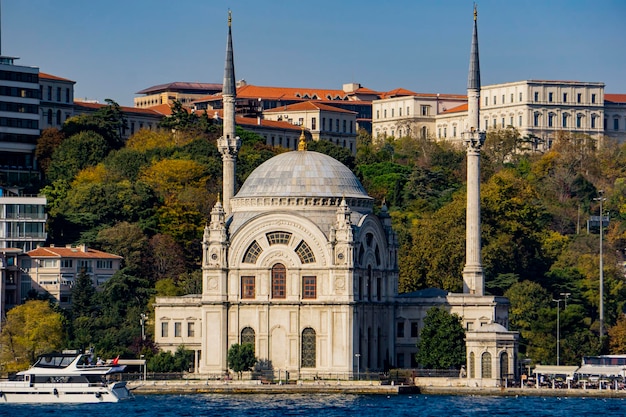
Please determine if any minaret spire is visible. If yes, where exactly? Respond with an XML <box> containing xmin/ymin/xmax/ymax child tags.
<box><xmin>462</xmin><ymin>4</ymin><xmax>486</xmax><ymax>296</ymax></box>
<box><xmin>217</xmin><ymin>10</ymin><xmax>241</xmax><ymax>216</ymax></box>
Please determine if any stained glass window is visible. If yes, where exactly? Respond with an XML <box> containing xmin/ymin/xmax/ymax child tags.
<box><xmin>243</xmin><ymin>240</ymin><xmax>262</xmax><ymax>264</ymax></box>
<box><xmin>301</xmin><ymin>328</ymin><xmax>316</xmax><ymax>368</ymax></box>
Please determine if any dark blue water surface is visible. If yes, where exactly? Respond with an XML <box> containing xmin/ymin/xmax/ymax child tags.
<box><xmin>1</xmin><ymin>394</ymin><xmax>626</xmax><ymax>417</ymax></box>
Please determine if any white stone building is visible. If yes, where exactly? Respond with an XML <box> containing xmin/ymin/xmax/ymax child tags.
<box><xmin>154</xmin><ymin>10</ymin><xmax>518</xmax><ymax>386</ymax></box>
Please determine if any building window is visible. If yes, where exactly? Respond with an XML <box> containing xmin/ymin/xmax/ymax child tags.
<box><xmin>174</xmin><ymin>322</ymin><xmax>181</xmax><ymax>337</ymax></box>
<box><xmin>534</xmin><ymin>92</ymin><xmax>539</xmax><ymax>102</ymax></box>
<box><xmin>443</xmin><ymin>127</ymin><xmax>447</xmax><ymax>138</ymax></box>
<box><xmin>614</xmin><ymin>118</ymin><xmax>620</xmax><ymax>131</ymax></box>
<box><xmin>576</xmin><ymin>114</ymin><xmax>582</xmax><ymax>128</ymax></box>
<box><xmin>391</xmin><ymin>108</ymin><xmax>394</xmax><ymax>117</ymax></box>
<box><xmin>187</xmin><ymin>322</ymin><xmax>195</xmax><ymax>337</ymax></box>
<box><xmin>301</xmin><ymin>328</ymin><xmax>316</xmax><ymax>368</ymax></box>
<box><xmin>492</xmin><ymin>118</ymin><xmax>496</xmax><ymax>128</ymax></box>
<box><xmin>500</xmin><ymin>352</ymin><xmax>509</xmax><ymax>379</ymax></box>
<box><xmin>399</xmin><ymin>107</ymin><xmax>402</xmax><ymax>117</ymax></box>
<box><xmin>47</xmin><ymin>109</ymin><xmax>52</xmax><ymax>125</ymax></box>
<box><xmin>41</xmin><ymin>259</ymin><xmax>58</xmax><ymax>268</ymax></box>
<box><xmin>510</xmin><ymin>116</ymin><xmax>514</xmax><ymax>126</ymax></box>
<box><xmin>323</xmin><ymin>117</ymin><xmax>326</xmax><ymax>130</ymax></box>
<box><xmin>47</xmin><ymin>86</ymin><xmax>52</xmax><ymax>101</ymax></box>
<box><xmin>56</xmin><ymin>87</ymin><xmax>61</xmax><ymax>102</ymax></box>
<box><xmin>481</xmin><ymin>352</ymin><xmax>492</xmax><ymax>379</ymax></box>
<box><xmin>410</xmin><ymin>321</ymin><xmax>419</xmax><ymax>338</ymax></box>
<box><xmin>421</xmin><ymin>105</ymin><xmax>429</xmax><ymax>116</ymax></box>
<box><xmin>271</xmin><ymin>263</ymin><xmax>286</xmax><ymax>299</ymax></box>
<box><xmin>534</xmin><ymin>113</ymin><xmax>540</xmax><ymax>127</ymax></box>
<box><xmin>61</xmin><ymin>259</ymin><xmax>73</xmax><ymax>268</ymax></box>
<box><xmin>343</xmin><ymin>119</ymin><xmax>346</xmax><ymax>133</ymax></box>
<box><xmin>453</xmin><ymin>126</ymin><xmax>457</xmax><ymax>137</ymax></box>
<box><xmin>375</xmin><ymin>111</ymin><xmax>379</xmax><ymax>120</ymax></box>
<box><xmin>501</xmin><ymin>118</ymin><xmax>505</xmax><ymax>128</ymax></box>
<box><xmin>350</xmin><ymin>121</ymin><xmax>353</xmax><ymax>134</ymax></box>
<box><xmin>548</xmin><ymin>92</ymin><xmax>553</xmax><ymax>102</ymax></box>
<box><xmin>295</xmin><ymin>240</ymin><xmax>315</xmax><ymax>264</ymax></box>
<box><xmin>510</xmin><ymin>93</ymin><xmax>514</xmax><ymax>103</ymax></box>
<box><xmin>267</xmin><ymin>231</ymin><xmax>292</xmax><ymax>245</ymax></box>
<box><xmin>336</xmin><ymin>119</ymin><xmax>339</xmax><ymax>131</ymax></box>
<box><xmin>161</xmin><ymin>322</ymin><xmax>168</xmax><ymax>338</ymax></box>
<box><xmin>577</xmin><ymin>93</ymin><xmax>582</xmax><ymax>103</ymax></box>
<box><xmin>493</xmin><ymin>96</ymin><xmax>496</xmax><ymax>105</ymax></box>
<box><xmin>241</xmin><ymin>276</ymin><xmax>255</xmax><ymax>299</ymax></box>
<box><xmin>562</xmin><ymin>113</ymin><xmax>568</xmax><ymax>128</ymax></box>
<box><xmin>397</xmin><ymin>321</ymin><xmax>405</xmax><ymax>338</ymax></box>
<box><xmin>591</xmin><ymin>94</ymin><xmax>596</xmax><ymax>104</ymax></box>
<box><xmin>56</xmin><ymin>109</ymin><xmax>61</xmax><ymax>125</ymax></box>
<box><xmin>243</xmin><ymin>240</ymin><xmax>263</xmax><ymax>263</ymax></box>
<box><xmin>484</xmin><ymin>97</ymin><xmax>488</xmax><ymax>106</ymax></box>
<box><xmin>502</xmin><ymin>94</ymin><xmax>505</xmax><ymax>103</ymax></box>
<box><xmin>384</xmin><ymin>109</ymin><xmax>387</xmax><ymax>118</ymax></box>
<box><xmin>591</xmin><ymin>115</ymin><xmax>597</xmax><ymax>129</ymax></box>
<box><xmin>241</xmin><ymin>327</ymin><xmax>255</xmax><ymax>346</ymax></box>
<box><xmin>302</xmin><ymin>276</ymin><xmax>316</xmax><ymax>299</ymax></box>
<box><xmin>311</xmin><ymin>117</ymin><xmax>316</xmax><ymax>130</ymax></box>
<box><xmin>96</xmin><ymin>260</ymin><xmax>113</xmax><ymax>269</ymax></box>
<box><xmin>65</xmin><ymin>88</ymin><xmax>70</xmax><ymax>103</ymax></box>
<box><xmin>548</xmin><ymin>114</ymin><xmax>554</xmax><ymax>127</ymax></box>
<box><xmin>469</xmin><ymin>352</ymin><xmax>475</xmax><ymax>378</ymax></box>
<box><xmin>563</xmin><ymin>93</ymin><xmax>568</xmax><ymax>102</ymax></box>
<box><xmin>519</xmin><ymin>115</ymin><xmax>522</xmax><ymax>126</ymax></box>
<box><xmin>519</xmin><ymin>92</ymin><xmax>523</xmax><ymax>102</ymax></box>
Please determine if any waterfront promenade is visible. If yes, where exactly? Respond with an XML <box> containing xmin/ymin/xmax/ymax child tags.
<box><xmin>127</xmin><ymin>379</ymin><xmax>626</xmax><ymax>398</ymax></box>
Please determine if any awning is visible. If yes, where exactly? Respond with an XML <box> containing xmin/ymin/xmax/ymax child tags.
<box><xmin>577</xmin><ymin>364</ymin><xmax>626</xmax><ymax>377</ymax></box>
<box><xmin>533</xmin><ymin>365</ymin><xmax>579</xmax><ymax>377</ymax></box>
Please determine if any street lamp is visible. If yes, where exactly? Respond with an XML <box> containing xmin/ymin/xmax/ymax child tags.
<box><xmin>593</xmin><ymin>191</ymin><xmax>607</xmax><ymax>339</ymax></box>
<box><xmin>552</xmin><ymin>298</ymin><xmax>562</xmax><ymax>366</ymax></box>
<box><xmin>355</xmin><ymin>353</ymin><xmax>361</xmax><ymax>381</ymax></box>
<box><xmin>140</xmin><ymin>313</ymin><xmax>148</xmax><ymax>341</ymax></box>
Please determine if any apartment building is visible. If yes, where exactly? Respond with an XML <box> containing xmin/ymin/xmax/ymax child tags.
<box><xmin>0</xmin><ymin>54</ymin><xmax>39</xmax><ymax>186</ymax></box>
<box><xmin>263</xmin><ymin>101</ymin><xmax>358</xmax><ymax>154</ymax></box>
<box><xmin>435</xmin><ymin>80</ymin><xmax>625</xmax><ymax>149</ymax></box>
<box><xmin>134</xmin><ymin>82</ymin><xmax>222</xmax><ymax>109</ymax></box>
<box><xmin>39</xmin><ymin>72</ymin><xmax>76</xmax><ymax>130</ymax></box>
<box><xmin>0</xmin><ymin>187</ymin><xmax>47</xmax><ymax>252</ymax></box>
<box><xmin>372</xmin><ymin>90</ymin><xmax>467</xmax><ymax>141</ymax></box>
<box><xmin>20</xmin><ymin>245</ymin><xmax>122</xmax><ymax>306</ymax></box>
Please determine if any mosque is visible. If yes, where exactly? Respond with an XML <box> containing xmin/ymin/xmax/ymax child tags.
<box><xmin>154</xmin><ymin>9</ymin><xmax>518</xmax><ymax>386</ymax></box>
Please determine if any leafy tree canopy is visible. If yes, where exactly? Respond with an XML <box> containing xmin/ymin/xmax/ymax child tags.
<box><xmin>415</xmin><ymin>307</ymin><xmax>465</xmax><ymax>369</ymax></box>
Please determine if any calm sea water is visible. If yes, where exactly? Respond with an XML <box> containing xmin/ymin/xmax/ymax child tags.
<box><xmin>1</xmin><ymin>394</ymin><xmax>626</xmax><ymax>417</ymax></box>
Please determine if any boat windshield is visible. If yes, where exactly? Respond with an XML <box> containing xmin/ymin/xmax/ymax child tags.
<box><xmin>34</xmin><ymin>354</ymin><xmax>77</xmax><ymax>368</ymax></box>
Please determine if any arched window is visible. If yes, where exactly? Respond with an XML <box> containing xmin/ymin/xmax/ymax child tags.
<box><xmin>56</xmin><ymin>109</ymin><xmax>61</xmax><ymax>125</ymax></box>
<box><xmin>241</xmin><ymin>327</ymin><xmax>255</xmax><ymax>346</ymax></box>
<box><xmin>301</xmin><ymin>328</ymin><xmax>316</xmax><ymax>368</ymax></box>
<box><xmin>271</xmin><ymin>263</ymin><xmax>286</xmax><ymax>299</ymax></box>
<box><xmin>469</xmin><ymin>352</ymin><xmax>475</xmax><ymax>378</ymax></box>
<box><xmin>295</xmin><ymin>240</ymin><xmax>315</xmax><ymax>264</ymax></box>
<box><xmin>500</xmin><ymin>352</ymin><xmax>508</xmax><ymax>380</ymax></box>
<box><xmin>481</xmin><ymin>352</ymin><xmax>492</xmax><ymax>379</ymax></box>
<box><xmin>243</xmin><ymin>240</ymin><xmax>262</xmax><ymax>264</ymax></box>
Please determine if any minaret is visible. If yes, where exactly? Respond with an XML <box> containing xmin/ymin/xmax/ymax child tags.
<box><xmin>462</xmin><ymin>5</ymin><xmax>486</xmax><ymax>296</ymax></box>
<box><xmin>217</xmin><ymin>10</ymin><xmax>241</xmax><ymax>216</ymax></box>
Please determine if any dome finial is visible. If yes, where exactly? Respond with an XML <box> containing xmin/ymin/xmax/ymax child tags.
<box><xmin>298</xmin><ymin>124</ymin><xmax>307</xmax><ymax>151</ymax></box>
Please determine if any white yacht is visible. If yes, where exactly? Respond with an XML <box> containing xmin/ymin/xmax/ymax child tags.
<box><xmin>0</xmin><ymin>351</ymin><xmax>132</xmax><ymax>403</ymax></box>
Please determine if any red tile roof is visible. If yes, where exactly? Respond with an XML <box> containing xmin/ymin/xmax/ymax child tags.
<box><xmin>27</xmin><ymin>246</ymin><xmax>122</xmax><ymax>259</ymax></box>
<box><xmin>441</xmin><ymin>103</ymin><xmax>468</xmax><ymax>114</ymax></box>
<box><xmin>196</xmin><ymin>109</ymin><xmax>301</xmax><ymax>131</ymax></box>
<box><xmin>39</xmin><ymin>72</ymin><xmax>75</xmax><ymax>83</ymax></box>
<box><xmin>146</xmin><ymin>103</ymin><xmax>174</xmax><ymax>115</ymax></box>
<box><xmin>605</xmin><ymin>94</ymin><xmax>626</xmax><ymax>104</ymax></box>
<box><xmin>74</xmin><ymin>101</ymin><xmax>166</xmax><ymax>116</ymax></box>
<box><xmin>264</xmin><ymin>101</ymin><xmax>356</xmax><ymax>114</ymax></box>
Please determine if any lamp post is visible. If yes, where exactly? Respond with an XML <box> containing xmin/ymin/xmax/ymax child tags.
<box><xmin>140</xmin><ymin>313</ymin><xmax>147</xmax><ymax>341</ymax></box>
<box><xmin>594</xmin><ymin>191</ymin><xmax>607</xmax><ymax>339</ymax></box>
<box><xmin>552</xmin><ymin>298</ymin><xmax>562</xmax><ymax>366</ymax></box>
<box><xmin>355</xmin><ymin>353</ymin><xmax>361</xmax><ymax>381</ymax></box>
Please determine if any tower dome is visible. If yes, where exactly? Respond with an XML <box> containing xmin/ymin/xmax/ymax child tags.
<box><xmin>235</xmin><ymin>150</ymin><xmax>370</xmax><ymax>200</ymax></box>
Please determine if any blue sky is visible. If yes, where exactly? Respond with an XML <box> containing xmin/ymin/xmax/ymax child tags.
<box><xmin>3</xmin><ymin>0</ymin><xmax>625</xmax><ymax>107</ymax></box>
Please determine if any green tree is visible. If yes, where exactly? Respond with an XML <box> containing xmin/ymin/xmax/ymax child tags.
<box><xmin>63</xmin><ymin>99</ymin><xmax>127</xmax><ymax>149</ymax></box>
<box><xmin>35</xmin><ymin>127</ymin><xmax>65</xmax><ymax>175</ymax></box>
<box><xmin>227</xmin><ymin>343</ymin><xmax>257</xmax><ymax>379</ymax></box>
<box><xmin>0</xmin><ymin>301</ymin><xmax>64</xmax><ymax>371</ymax></box>
<box><xmin>71</xmin><ymin>270</ymin><xmax>96</xmax><ymax>318</ymax></box>
<box><xmin>46</xmin><ymin>131</ymin><xmax>110</xmax><ymax>182</ymax></box>
<box><xmin>415</xmin><ymin>307</ymin><xmax>465</xmax><ymax>369</ymax></box>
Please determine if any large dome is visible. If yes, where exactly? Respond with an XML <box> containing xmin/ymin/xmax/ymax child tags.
<box><xmin>235</xmin><ymin>151</ymin><xmax>370</xmax><ymax>199</ymax></box>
